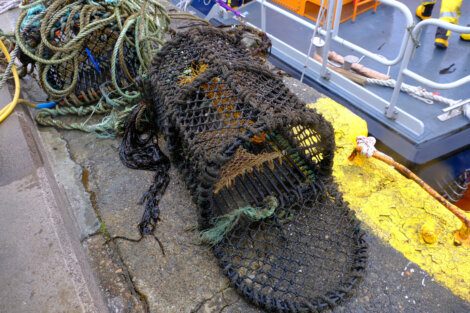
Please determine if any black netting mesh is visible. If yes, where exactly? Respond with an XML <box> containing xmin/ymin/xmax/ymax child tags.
<box><xmin>44</xmin><ymin>27</ymin><xmax>137</xmax><ymax>96</ymax></box>
<box><xmin>120</xmin><ymin>26</ymin><xmax>367</xmax><ymax>312</ymax></box>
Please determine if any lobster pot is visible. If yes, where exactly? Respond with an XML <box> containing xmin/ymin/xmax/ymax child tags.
<box><xmin>20</xmin><ymin>9</ymin><xmax>139</xmax><ymax>104</ymax></box>
<box><xmin>44</xmin><ymin>25</ymin><xmax>139</xmax><ymax>103</ymax></box>
<box><xmin>148</xmin><ymin>26</ymin><xmax>269</xmax><ymax>130</ymax></box>
<box><xmin>144</xmin><ymin>27</ymin><xmax>368</xmax><ymax>312</ymax></box>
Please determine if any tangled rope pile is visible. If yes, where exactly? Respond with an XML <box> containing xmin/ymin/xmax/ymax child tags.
<box><xmin>120</xmin><ymin>26</ymin><xmax>367</xmax><ymax>312</ymax></box>
<box><xmin>1</xmin><ymin>0</ymin><xmax>169</xmax><ymax>135</ymax></box>
<box><xmin>17</xmin><ymin>0</ymin><xmax>168</xmax><ymax>98</ymax></box>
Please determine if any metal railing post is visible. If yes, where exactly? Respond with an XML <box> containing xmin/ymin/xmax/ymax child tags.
<box><xmin>320</xmin><ymin>0</ymin><xmax>337</xmax><ymax>79</ymax></box>
<box><xmin>386</xmin><ymin>38</ymin><xmax>415</xmax><ymax>119</ymax></box>
<box><xmin>333</xmin><ymin>0</ymin><xmax>343</xmax><ymax>37</ymax></box>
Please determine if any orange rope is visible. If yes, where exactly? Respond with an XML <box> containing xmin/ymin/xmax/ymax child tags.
<box><xmin>349</xmin><ymin>143</ymin><xmax>470</xmax><ymax>245</ymax></box>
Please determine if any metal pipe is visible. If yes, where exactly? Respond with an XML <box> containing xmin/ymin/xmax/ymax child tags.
<box><xmin>387</xmin><ymin>34</ymin><xmax>414</xmax><ymax>118</ymax></box>
<box><xmin>300</xmin><ymin>0</ymin><xmax>326</xmax><ymax>82</ymax></box>
<box><xmin>412</xmin><ymin>18</ymin><xmax>470</xmax><ymax>36</ymax></box>
<box><xmin>332</xmin><ymin>36</ymin><xmax>406</xmax><ymax>66</ymax></box>
<box><xmin>404</xmin><ymin>69</ymin><xmax>470</xmax><ymax>90</ymax></box>
<box><xmin>401</xmin><ymin>19</ymin><xmax>470</xmax><ymax>89</ymax></box>
<box><xmin>332</xmin><ymin>0</ymin><xmax>413</xmax><ymax>66</ymax></box>
<box><xmin>300</xmin><ymin>35</ymin><xmax>317</xmax><ymax>82</ymax></box>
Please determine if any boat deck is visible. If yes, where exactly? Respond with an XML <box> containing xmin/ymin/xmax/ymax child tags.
<box><xmin>236</xmin><ymin>0</ymin><xmax>469</xmax><ymax>164</ymax></box>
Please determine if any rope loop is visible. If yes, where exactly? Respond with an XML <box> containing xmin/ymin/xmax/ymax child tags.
<box><xmin>356</xmin><ymin>136</ymin><xmax>376</xmax><ymax>158</ymax></box>
<box><xmin>407</xmin><ymin>24</ymin><xmax>420</xmax><ymax>48</ymax></box>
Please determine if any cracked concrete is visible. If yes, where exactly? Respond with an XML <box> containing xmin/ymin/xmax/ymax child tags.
<box><xmin>36</xmin><ymin>127</ymin><xmax>101</xmax><ymax>240</ymax></box>
<box><xmin>13</xmin><ymin>69</ymin><xmax>150</xmax><ymax>313</ymax></box>
<box><xmin>83</xmin><ymin>234</ymin><xmax>147</xmax><ymax>313</ymax></box>
<box><xmin>35</xmin><ymin>121</ymin><xmax>154</xmax><ymax>313</ymax></box>
<box><xmin>58</xmin><ymin>129</ymin><xmax>262</xmax><ymax>312</ymax></box>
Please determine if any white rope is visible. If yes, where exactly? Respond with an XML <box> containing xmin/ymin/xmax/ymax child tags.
<box><xmin>0</xmin><ymin>0</ymin><xmax>20</xmax><ymax>14</ymax></box>
<box><xmin>464</xmin><ymin>103</ymin><xmax>470</xmax><ymax>120</ymax></box>
<box><xmin>356</xmin><ymin>136</ymin><xmax>376</xmax><ymax>158</ymax></box>
<box><xmin>366</xmin><ymin>78</ymin><xmax>462</xmax><ymax>106</ymax></box>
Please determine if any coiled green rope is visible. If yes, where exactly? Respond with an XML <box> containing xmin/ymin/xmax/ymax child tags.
<box><xmin>34</xmin><ymin>81</ymin><xmax>138</xmax><ymax>137</ymax></box>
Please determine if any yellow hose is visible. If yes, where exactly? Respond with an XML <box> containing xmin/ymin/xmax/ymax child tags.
<box><xmin>0</xmin><ymin>38</ymin><xmax>20</xmax><ymax>123</ymax></box>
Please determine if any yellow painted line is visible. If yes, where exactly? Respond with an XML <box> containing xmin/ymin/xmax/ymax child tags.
<box><xmin>308</xmin><ymin>97</ymin><xmax>470</xmax><ymax>301</ymax></box>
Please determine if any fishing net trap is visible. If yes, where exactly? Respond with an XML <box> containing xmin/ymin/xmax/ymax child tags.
<box><xmin>120</xmin><ymin>26</ymin><xmax>368</xmax><ymax>312</ymax></box>
<box><xmin>8</xmin><ymin>0</ymin><xmax>169</xmax><ymax>135</ymax></box>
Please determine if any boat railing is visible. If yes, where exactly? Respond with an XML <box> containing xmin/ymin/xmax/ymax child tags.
<box><xmin>259</xmin><ymin>0</ymin><xmax>412</xmax><ymax>66</ymax></box>
<box><xmin>388</xmin><ymin>19</ymin><xmax>470</xmax><ymax>119</ymax></box>
<box><xmin>252</xmin><ymin>0</ymin><xmax>470</xmax><ymax>136</ymax></box>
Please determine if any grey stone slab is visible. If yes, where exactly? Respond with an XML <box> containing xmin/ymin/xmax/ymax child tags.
<box><xmin>0</xmin><ymin>109</ymin><xmax>40</xmax><ymax>186</ymax></box>
<box><xmin>82</xmin><ymin>235</ymin><xmax>147</xmax><ymax>313</ymax></box>
<box><xmin>0</xmin><ymin>173</ymin><xmax>84</xmax><ymax>313</ymax></box>
<box><xmin>0</xmin><ymin>111</ymin><xmax>107</xmax><ymax>313</ymax></box>
<box><xmin>36</xmin><ymin>127</ymin><xmax>101</xmax><ymax>240</ymax></box>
